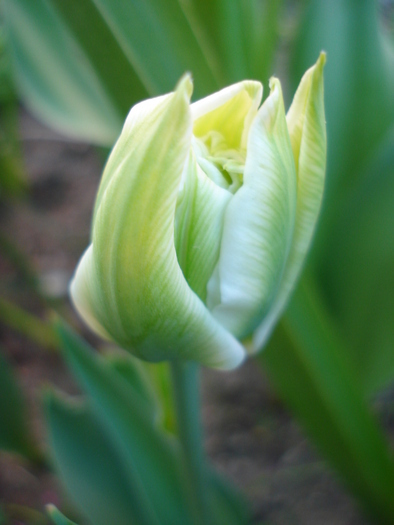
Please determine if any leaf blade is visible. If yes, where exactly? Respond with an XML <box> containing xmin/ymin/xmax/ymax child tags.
<box><xmin>259</xmin><ymin>278</ymin><xmax>394</xmax><ymax>523</ymax></box>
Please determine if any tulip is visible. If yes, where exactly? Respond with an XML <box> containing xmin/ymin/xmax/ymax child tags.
<box><xmin>70</xmin><ymin>53</ymin><xmax>326</xmax><ymax>370</ymax></box>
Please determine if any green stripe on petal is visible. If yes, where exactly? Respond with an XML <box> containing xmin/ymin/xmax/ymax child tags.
<box><xmin>92</xmin><ymin>92</ymin><xmax>172</xmax><ymax>228</ymax></box>
<box><xmin>175</xmin><ymin>151</ymin><xmax>232</xmax><ymax>302</ymax></box>
<box><xmin>253</xmin><ymin>53</ymin><xmax>326</xmax><ymax>351</ymax></box>
<box><xmin>209</xmin><ymin>79</ymin><xmax>297</xmax><ymax>340</ymax></box>
<box><xmin>71</xmin><ymin>76</ymin><xmax>244</xmax><ymax>370</ymax></box>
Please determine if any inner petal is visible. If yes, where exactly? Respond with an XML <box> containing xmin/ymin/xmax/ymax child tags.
<box><xmin>193</xmin><ymin>131</ymin><xmax>246</xmax><ymax>193</ymax></box>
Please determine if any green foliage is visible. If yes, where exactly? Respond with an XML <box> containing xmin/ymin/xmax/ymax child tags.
<box><xmin>47</xmin><ymin>505</ymin><xmax>79</xmax><ymax>525</ymax></box>
<box><xmin>1</xmin><ymin>0</ymin><xmax>282</xmax><ymax>145</ymax></box>
<box><xmin>104</xmin><ymin>349</ymin><xmax>162</xmax><ymax>425</ymax></box>
<box><xmin>2</xmin><ymin>0</ymin><xmax>124</xmax><ymax>144</ymax></box>
<box><xmin>48</xmin><ymin>321</ymin><xmax>249</xmax><ymax>525</ymax></box>
<box><xmin>47</xmin><ymin>505</ymin><xmax>77</xmax><ymax>525</ymax></box>
<box><xmin>321</xmin><ymin>132</ymin><xmax>394</xmax><ymax>395</ymax></box>
<box><xmin>290</xmin><ymin>0</ymin><xmax>394</xmax><ymax>214</ymax></box>
<box><xmin>260</xmin><ymin>278</ymin><xmax>394</xmax><ymax>523</ymax></box>
<box><xmin>0</xmin><ymin>25</ymin><xmax>26</xmax><ymax>198</ymax></box>
<box><xmin>0</xmin><ymin>297</ymin><xmax>58</xmax><ymax>350</ymax></box>
<box><xmin>289</xmin><ymin>0</ymin><xmax>394</xmax><ymax>395</ymax></box>
<box><xmin>2</xmin><ymin>0</ymin><xmax>394</xmax><ymax>522</ymax></box>
<box><xmin>0</xmin><ymin>350</ymin><xmax>39</xmax><ymax>460</ymax></box>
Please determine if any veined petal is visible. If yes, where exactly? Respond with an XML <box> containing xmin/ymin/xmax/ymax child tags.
<box><xmin>70</xmin><ymin>245</ymin><xmax>113</xmax><ymax>341</ymax></box>
<box><xmin>175</xmin><ymin>151</ymin><xmax>232</xmax><ymax>302</ymax></box>
<box><xmin>209</xmin><ymin>79</ymin><xmax>297</xmax><ymax>340</ymax></box>
<box><xmin>253</xmin><ymin>53</ymin><xmax>326</xmax><ymax>351</ymax></box>
<box><xmin>71</xmin><ymin>76</ymin><xmax>245</xmax><ymax>370</ymax></box>
<box><xmin>192</xmin><ymin>81</ymin><xmax>263</xmax><ymax>149</ymax></box>
<box><xmin>93</xmin><ymin>92</ymin><xmax>172</xmax><ymax>227</ymax></box>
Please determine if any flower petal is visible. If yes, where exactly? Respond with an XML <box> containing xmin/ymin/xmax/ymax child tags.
<box><xmin>175</xmin><ymin>151</ymin><xmax>232</xmax><ymax>302</ymax></box>
<box><xmin>208</xmin><ymin>79</ymin><xmax>297</xmax><ymax>340</ymax></box>
<box><xmin>71</xmin><ymin>76</ymin><xmax>245</xmax><ymax>369</ymax></box>
<box><xmin>70</xmin><ymin>245</ymin><xmax>112</xmax><ymax>341</ymax></box>
<box><xmin>253</xmin><ymin>53</ymin><xmax>326</xmax><ymax>350</ymax></box>
<box><xmin>92</xmin><ymin>92</ymin><xmax>172</xmax><ymax>227</ymax></box>
<box><xmin>192</xmin><ymin>81</ymin><xmax>262</xmax><ymax>149</ymax></box>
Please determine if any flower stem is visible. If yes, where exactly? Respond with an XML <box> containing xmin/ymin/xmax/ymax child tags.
<box><xmin>170</xmin><ymin>360</ymin><xmax>211</xmax><ymax>525</ymax></box>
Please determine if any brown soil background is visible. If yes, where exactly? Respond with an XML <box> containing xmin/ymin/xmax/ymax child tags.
<box><xmin>1</xmin><ymin>108</ymin><xmax>392</xmax><ymax>525</ymax></box>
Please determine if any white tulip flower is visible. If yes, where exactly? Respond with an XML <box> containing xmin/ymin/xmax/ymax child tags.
<box><xmin>70</xmin><ymin>53</ymin><xmax>326</xmax><ymax>370</ymax></box>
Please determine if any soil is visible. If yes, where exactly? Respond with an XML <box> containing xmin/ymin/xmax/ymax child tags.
<box><xmin>0</xmin><ymin>108</ymin><xmax>385</xmax><ymax>525</ymax></box>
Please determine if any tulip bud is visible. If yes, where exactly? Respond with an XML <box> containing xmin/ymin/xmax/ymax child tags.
<box><xmin>70</xmin><ymin>53</ymin><xmax>326</xmax><ymax>370</ymax></box>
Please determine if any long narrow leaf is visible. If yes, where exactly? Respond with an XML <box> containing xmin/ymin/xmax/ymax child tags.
<box><xmin>182</xmin><ymin>0</ymin><xmax>283</xmax><ymax>88</ymax></box>
<box><xmin>55</xmin><ymin>321</ymin><xmax>192</xmax><ymax>525</ymax></box>
<box><xmin>321</xmin><ymin>127</ymin><xmax>394</xmax><ymax>395</ymax></box>
<box><xmin>90</xmin><ymin>0</ymin><xmax>219</xmax><ymax>98</ymax></box>
<box><xmin>0</xmin><ymin>350</ymin><xmax>39</xmax><ymax>460</ymax></box>
<box><xmin>48</xmin><ymin>0</ymin><xmax>148</xmax><ymax>114</ymax></box>
<box><xmin>290</xmin><ymin>0</ymin><xmax>394</xmax><ymax>243</ymax></box>
<box><xmin>45</xmin><ymin>392</ymin><xmax>158</xmax><ymax>525</ymax></box>
<box><xmin>259</xmin><ymin>278</ymin><xmax>394</xmax><ymax>524</ymax></box>
<box><xmin>2</xmin><ymin>0</ymin><xmax>124</xmax><ymax>144</ymax></box>
<box><xmin>209</xmin><ymin>469</ymin><xmax>250</xmax><ymax>525</ymax></box>
<box><xmin>104</xmin><ymin>349</ymin><xmax>162</xmax><ymax>425</ymax></box>
<box><xmin>46</xmin><ymin>505</ymin><xmax>79</xmax><ymax>525</ymax></box>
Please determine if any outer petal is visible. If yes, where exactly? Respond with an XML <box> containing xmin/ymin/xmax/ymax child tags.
<box><xmin>71</xmin><ymin>76</ymin><xmax>245</xmax><ymax>370</ymax></box>
<box><xmin>191</xmin><ymin>81</ymin><xmax>262</xmax><ymax>149</ymax></box>
<box><xmin>253</xmin><ymin>53</ymin><xmax>326</xmax><ymax>350</ymax></box>
<box><xmin>208</xmin><ymin>79</ymin><xmax>297</xmax><ymax>340</ymax></box>
<box><xmin>70</xmin><ymin>245</ymin><xmax>112</xmax><ymax>341</ymax></box>
<box><xmin>93</xmin><ymin>92</ymin><xmax>171</xmax><ymax>226</ymax></box>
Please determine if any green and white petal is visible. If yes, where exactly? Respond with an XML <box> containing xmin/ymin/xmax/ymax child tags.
<box><xmin>253</xmin><ymin>53</ymin><xmax>326</xmax><ymax>351</ymax></box>
<box><xmin>70</xmin><ymin>245</ymin><xmax>112</xmax><ymax>341</ymax></box>
<box><xmin>73</xmin><ymin>76</ymin><xmax>244</xmax><ymax>370</ymax></box>
<box><xmin>175</xmin><ymin>151</ymin><xmax>232</xmax><ymax>302</ymax></box>
<box><xmin>93</xmin><ymin>92</ymin><xmax>172</xmax><ymax>227</ymax></box>
<box><xmin>208</xmin><ymin>79</ymin><xmax>297</xmax><ymax>341</ymax></box>
<box><xmin>192</xmin><ymin>81</ymin><xmax>262</xmax><ymax>149</ymax></box>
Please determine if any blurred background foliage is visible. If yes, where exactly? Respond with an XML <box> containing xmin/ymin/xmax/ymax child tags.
<box><xmin>0</xmin><ymin>0</ymin><xmax>394</xmax><ymax>524</ymax></box>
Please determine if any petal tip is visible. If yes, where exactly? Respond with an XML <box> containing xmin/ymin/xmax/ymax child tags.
<box><xmin>176</xmin><ymin>73</ymin><xmax>194</xmax><ymax>101</ymax></box>
<box><xmin>317</xmin><ymin>51</ymin><xmax>327</xmax><ymax>67</ymax></box>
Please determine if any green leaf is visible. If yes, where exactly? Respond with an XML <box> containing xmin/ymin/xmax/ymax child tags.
<box><xmin>259</xmin><ymin>278</ymin><xmax>394</xmax><ymax>524</ymax></box>
<box><xmin>104</xmin><ymin>348</ymin><xmax>162</xmax><ymax>425</ymax></box>
<box><xmin>2</xmin><ymin>0</ymin><xmax>125</xmax><ymax>144</ymax></box>
<box><xmin>90</xmin><ymin>0</ymin><xmax>219</xmax><ymax>98</ymax></box>
<box><xmin>0</xmin><ymin>28</ymin><xmax>26</xmax><ymax>198</ymax></box>
<box><xmin>45</xmin><ymin>392</ymin><xmax>158</xmax><ymax>525</ymax></box>
<box><xmin>46</xmin><ymin>505</ymin><xmax>79</xmax><ymax>525</ymax></box>
<box><xmin>48</xmin><ymin>0</ymin><xmax>148</xmax><ymax>115</ymax></box>
<box><xmin>182</xmin><ymin>0</ymin><xmax>283</xmax><ymax>85</ymax></box>
<box><xmin>0</xmin><ymin>350</ymin><xmax>39</xmax><ymax>460</ymax></box>
<box><xmin>290</xmin><ymin>0</ymin><xmax>394</xmax><ymax>246</ymax></box>
<box><xmin>0</xmin><ymin>297</ymin><xmax>58</xmax><ymax>351</ymax></box>
<box><xmin>0</xmin><ymin>100</ymin><xmax>26</xmax><ymax>198</ymax></box>
<box><xmin>55</xmin><ymin>320</ymin><xmax>192</xmax><ymax>525</ymax></box>
<box><xmin>320</xmin><ymin>127</ymin><xmax>394</xmax><ymax>395</ymax></box>
<box><xmin>209</xmin><ymin>470</ymin><xmax>250</xmax><ymax>525</ymax></box>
